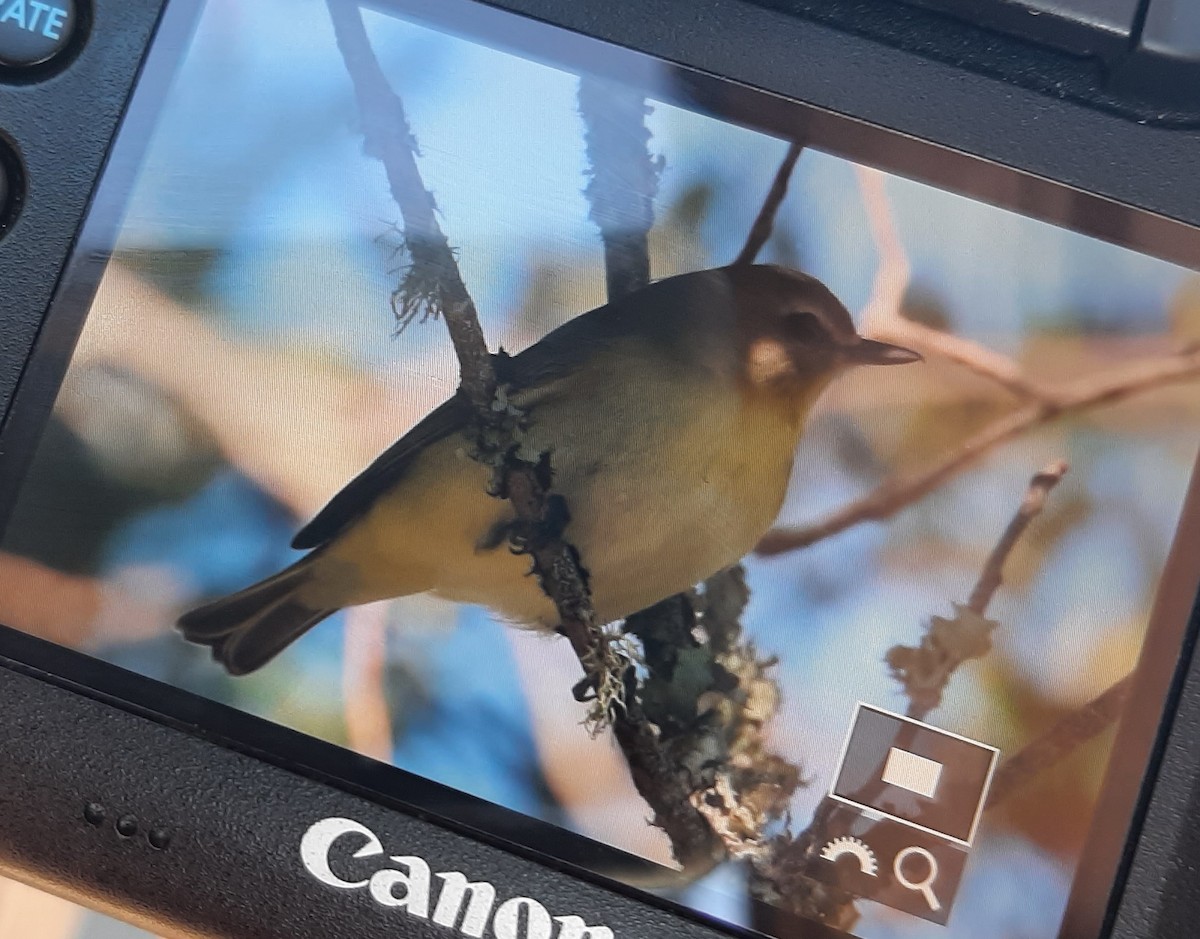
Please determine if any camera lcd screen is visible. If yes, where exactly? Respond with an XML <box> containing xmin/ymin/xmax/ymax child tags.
<box><xmin>1</xmin><ymin>0</ymin><xmax>1199</xmax><ymax>936</ymax></box>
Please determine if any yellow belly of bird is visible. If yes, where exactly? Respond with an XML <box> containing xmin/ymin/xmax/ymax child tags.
<box><xmin>312</xmin><ymin>368</ymin><xmax>805</xmax><ymax>630</ymax></box>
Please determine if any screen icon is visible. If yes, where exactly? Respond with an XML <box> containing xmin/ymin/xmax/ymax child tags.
<box><xmin>819</xmin><ymin>836</ymin><xmax>878</xmax><ymax>876</ymax></box>
<box><xmin>893</xmin><ymin>845</ymin><xmax>941</xmax><ymax>912</ymax></box>
<box><xmin>807</xmin><ymin>803</ymin><xmax>968</xmax><ymax>926</ymax></box>
<box><xmin>881</xmin><ymin>747</ymin><xmax>942</xmax><ymax>798</ymax></box>
<box><xmin>830</xmin><ymin>703</ymin><xmax>999</xmax><ymax>845</ymax></box>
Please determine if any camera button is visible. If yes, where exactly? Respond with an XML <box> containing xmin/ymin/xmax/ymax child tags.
<box><xmin>0</xmin><ymin>0</ymin><xmax>77</xmax><ymax>68</ymax></box>
<box><xmin>0</xmin><ymin>137</ymin><xmax>23</xmax><ymax>238</ymax></box>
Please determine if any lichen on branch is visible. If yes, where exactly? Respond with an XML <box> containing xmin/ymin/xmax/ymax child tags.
<box><xmin>888</xmin><ymin>459</ymin><xmax>1069</xmax><ymax>720</ymax></box>
<box><xmin>326</xmin><ymin>0</ymin><xmax>618</xmax><ymax>733</ymax></box>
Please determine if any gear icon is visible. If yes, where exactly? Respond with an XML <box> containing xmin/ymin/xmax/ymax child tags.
<box><xmin>820</xmin><ymin>836</ymin><xmax>879</xmax><ymax>877</ymax></box>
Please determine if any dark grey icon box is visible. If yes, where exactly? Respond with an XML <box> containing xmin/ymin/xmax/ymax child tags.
<box><xmin>830</xmin><ymin>703</ymin><xmax>1000</xmax><ymax>846</ymax></box>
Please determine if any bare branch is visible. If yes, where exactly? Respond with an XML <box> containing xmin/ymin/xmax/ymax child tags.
<box><xmin>757</xmin><ymin>167</ymin><xmax>1200</xmax><ymax>558</ymax></box>
<box><xmin>757</xmin><ymin>350</ymin><xmax>1200</xmax><ymax>556</ymax></box>
<box><xmin>752</xmin><ymin>460</ymin><xmax>1070</xmax><ymax>921</ymax></box>
<box><xmin>855</xmin><ymin>166</ymin><xmax>1048</xmax><ymax>401</ymax></box>
<box><xmin>887</xmin><ymin>460</ymin><xmax>1068</xmax><ymax>720</ymax></box>
<box><xmin>968</xmin><ymin>459</ymin><xmax>1069</xmax><ymax>614</ymax></box>
<box><xmin>986</xmin><ymin>674</ymin><xmax>1132</xmax><ymax>809</ymax></box>
<box><xmin>734</xmin><ymin>141</ymin><xmax>802</xmax><ymax>266</ymax></box>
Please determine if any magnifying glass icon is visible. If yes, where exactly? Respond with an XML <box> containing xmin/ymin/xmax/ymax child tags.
<box><xmin>894</xmin><ymin>846</ymin><xmax>941</xmax><ymax>912</ymax></box>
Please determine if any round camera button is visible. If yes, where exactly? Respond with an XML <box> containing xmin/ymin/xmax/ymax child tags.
<box><xmin>0</xmin><ymin>0</ymin><xmax>77</xmax><ymax>68</ymax></box>
<box><xmin>0</xmin><ymin>137</ymin><xmax>24</xmax><ymax>238</ymax></box>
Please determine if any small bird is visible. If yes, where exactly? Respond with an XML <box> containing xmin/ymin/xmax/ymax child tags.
<box><xmin>178</xmin><ymin>264</ymin><xmax>920</xmax><ymax>675</ymax></box>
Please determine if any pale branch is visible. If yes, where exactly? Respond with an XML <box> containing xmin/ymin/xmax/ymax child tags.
<box><xmin>888</xmin><ymin>460</ymin><xmax>1069</xmax><ymax>721</ymax></box>
<box><xmin>985</xmin><ymin>674</ymin><xmax>1133</xmax><ymax>809</ymax></box>
<box><xmin>875</xmin><ymin>316</ymin><xmax>1052</xmax><ymax>401</ymax></box>
<box><xmin>578</xmin><ymin>77</ymin><xmax>662</xmax><ymax>298</ymax></box>
<box><xmin>756</xmin><ymin>348</ymin><xmax>1200</xmax><ymax>556</ymax></box>
<box><xmin>326</xmin><ymin>1</ymin><xmax>613</xmax><ymax>734</ymax></box>
<box><xmin>756</xmin><ymin>166</ymin><xmax>1200</xmax><ymax>558</ymax></box>
<box><xmin>853</xmin><ymin>166</ymin><xmax>1050</xmax><ymax>402</ymax></box>
<box><xmin>734</xmin><ymin>141</ymin><xmax>802</xmax><ymax>266</ymax></box>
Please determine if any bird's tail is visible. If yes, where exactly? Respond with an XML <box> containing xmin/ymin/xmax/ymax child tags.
<box><xmin>177</xmin><ymin>557</ymin><xmax>337</xmax><ymax>676</ymax></box>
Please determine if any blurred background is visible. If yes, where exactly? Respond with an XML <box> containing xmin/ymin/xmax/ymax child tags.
<box><xmin>1</xmin><ymin>0</ymin><xmax>1198</xmax><ymax>936</ymax></box>
<box><xmin>0</xmin><ymin>878</ymin><xmax>156</xmax><ymax>939</ymax></box>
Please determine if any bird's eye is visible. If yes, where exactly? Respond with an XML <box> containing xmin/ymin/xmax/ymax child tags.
<box><xmin>783</xmin><ymin>311</ymin><xmax>827</xmax><ymax>343</ymax></box>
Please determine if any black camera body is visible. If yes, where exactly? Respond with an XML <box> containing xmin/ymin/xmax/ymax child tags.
<box><xmin>2</xmin><ymin>2</ymin><xmax>1199</xmax><ymax>938</ymax></box>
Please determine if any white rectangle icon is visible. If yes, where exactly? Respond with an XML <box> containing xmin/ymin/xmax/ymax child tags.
<box><xmin>882</xmin><ymin>747</ymin><xmax>942</xmax><ymax>798</ymax></box>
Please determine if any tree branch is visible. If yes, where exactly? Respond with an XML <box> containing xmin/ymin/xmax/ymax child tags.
<box><xmin>342</xmin><ymin>603</ymin><xmax>394</xmax><ymax>762</ymax></box>
<box><xmin>326</xmin><ymin>0</ymin><xmax>492</xmax><ymax>413</ymax></box>
<box><xmin>734</xmin><ymin>141</ymin><xmax>802</xmax><ymax>266</ymax></box>
<box><xmin>887</xmin><ymin>460</ymin><xmax>1068</xmax><ymax>721</ymax></box>
<box><xmin>752</xmin><ymin>460</ymin><xmax>1071</xmax><ymax>924</ymax></box>
<box><xmin>756</xmin><ymin>351</ymin><xmax>1200</xmax><ymax>556</ymax></box>
<box><xmin>757</xmin><ymin>167</ymin><xmax>1200</xmax><ymax>557</ymax></box>
<box><xmin>986</xmin><ymin>674</ymin><xmax>1133</xmax><ymax>809</ymax></box>
<box><xmin>854</xmin><ymin>166</ymin><xmax>1049</xmax><ymax>401</ymax></box>
<box><xmin>326</xmin><ymin>0</ymin><xmax>616</xmax><ymax>734</ymax></box>
<box><xmin>967</xmin><ymin>459</ymin><xmax>1069</xmax><ymax>615</ymax></box>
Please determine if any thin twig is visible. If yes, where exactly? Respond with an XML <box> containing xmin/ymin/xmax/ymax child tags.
<box><xmin>757</xmin><ymin>351</ymin><xmax>1200</xmax><ymax>555</ymax></box>
<box><xmin>758</xmin><ymin>167</ymin><xmax>1200</xmax><ymax>558</ymax></box>
<box><xmin>887</xmin><ymin>460</ymin><xmax>1069</xmax><ymax>720</ymax></box>
<box><xmin>855</xmin><ymin>166</ymin><xmax>1049</xmax><ymax>401</ymax></box>
<box><xmin>753</xmin><ymin>460</ymin><xmax>1070</xmax><ymax>921</ymax></box>
<box><xmin>986</xmin><ymin>674</ymin><xmax>1133</xmax><ymax>809</ymax></box>
<box><xmin>968</xmin><ymin>459</ymin><xmax>1070</xmax><ymax>614</ymax></box>
<box><xmin>734</xmin><ymin>141</ymin><xmax>802</xmax><ymax>266</ymax></box>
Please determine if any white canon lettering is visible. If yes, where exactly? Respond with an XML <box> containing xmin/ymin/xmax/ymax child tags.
<box><xmin>555</xmin><ymin>916</ymin><xmax>616</xmax><ymax>939</ymax></box>
<box><xmin>367</xmin><ymin>855</ymin><xmax>432</xmax><ymax>917</ymax></box>
<box><xmin>297</xmin><ymin>817</ymin><xmax>615</xmax><ymax>937</ymax></box>
<box><xmin>299</xmin><ymin>817</ymin><xmax>385</xmax><ymax>889</ymax></box>
<box><xmin>432</xmin><ymin>871</ymin><xmax>496</xmax><ymax>938</ymax></box>
<box><xmin>492</xmin><ymin>897</ymin><xmax>553</xmax><ymax>939</ymax></box>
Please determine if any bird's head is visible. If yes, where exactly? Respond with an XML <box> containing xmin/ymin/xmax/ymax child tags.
<box><xmin>724</xmin><ymin>264</ymin><xmax>921</xmax><ymax>401</ymax></box>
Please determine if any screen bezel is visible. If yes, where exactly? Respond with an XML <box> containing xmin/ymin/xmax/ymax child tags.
<box><xmin>1</xmin><ymin>1</ymin><xmax>1199</xmax><ymax>937</ymax></box>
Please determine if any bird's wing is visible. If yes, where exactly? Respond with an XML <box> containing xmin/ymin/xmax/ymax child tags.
<box><xmin>290</xmin><ymin>305</ymin><xmax>627</xmax><ymax>551</ymax></box>
<box><xmin>290</xmin><ymin>395</ymin><xmax>470</xmax><ymax>549</ymax></box>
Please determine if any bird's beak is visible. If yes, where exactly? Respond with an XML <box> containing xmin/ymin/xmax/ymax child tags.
<box><xmin>847</xmin><ymin>338</ymin><xmax>923</xmax><ymax>366</ymax></box>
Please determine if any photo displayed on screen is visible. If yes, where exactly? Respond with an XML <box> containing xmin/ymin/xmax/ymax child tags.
<box><xmin>1</xmin><ymin>1</ymin><xmax>1199</xmax><ymax>936</ymax></box>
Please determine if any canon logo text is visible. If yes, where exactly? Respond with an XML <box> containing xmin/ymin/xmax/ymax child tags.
<box><xmin>300</xmin><ymin>817</ymin><xmax>614</xmax><ymax>938</ymax></box>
